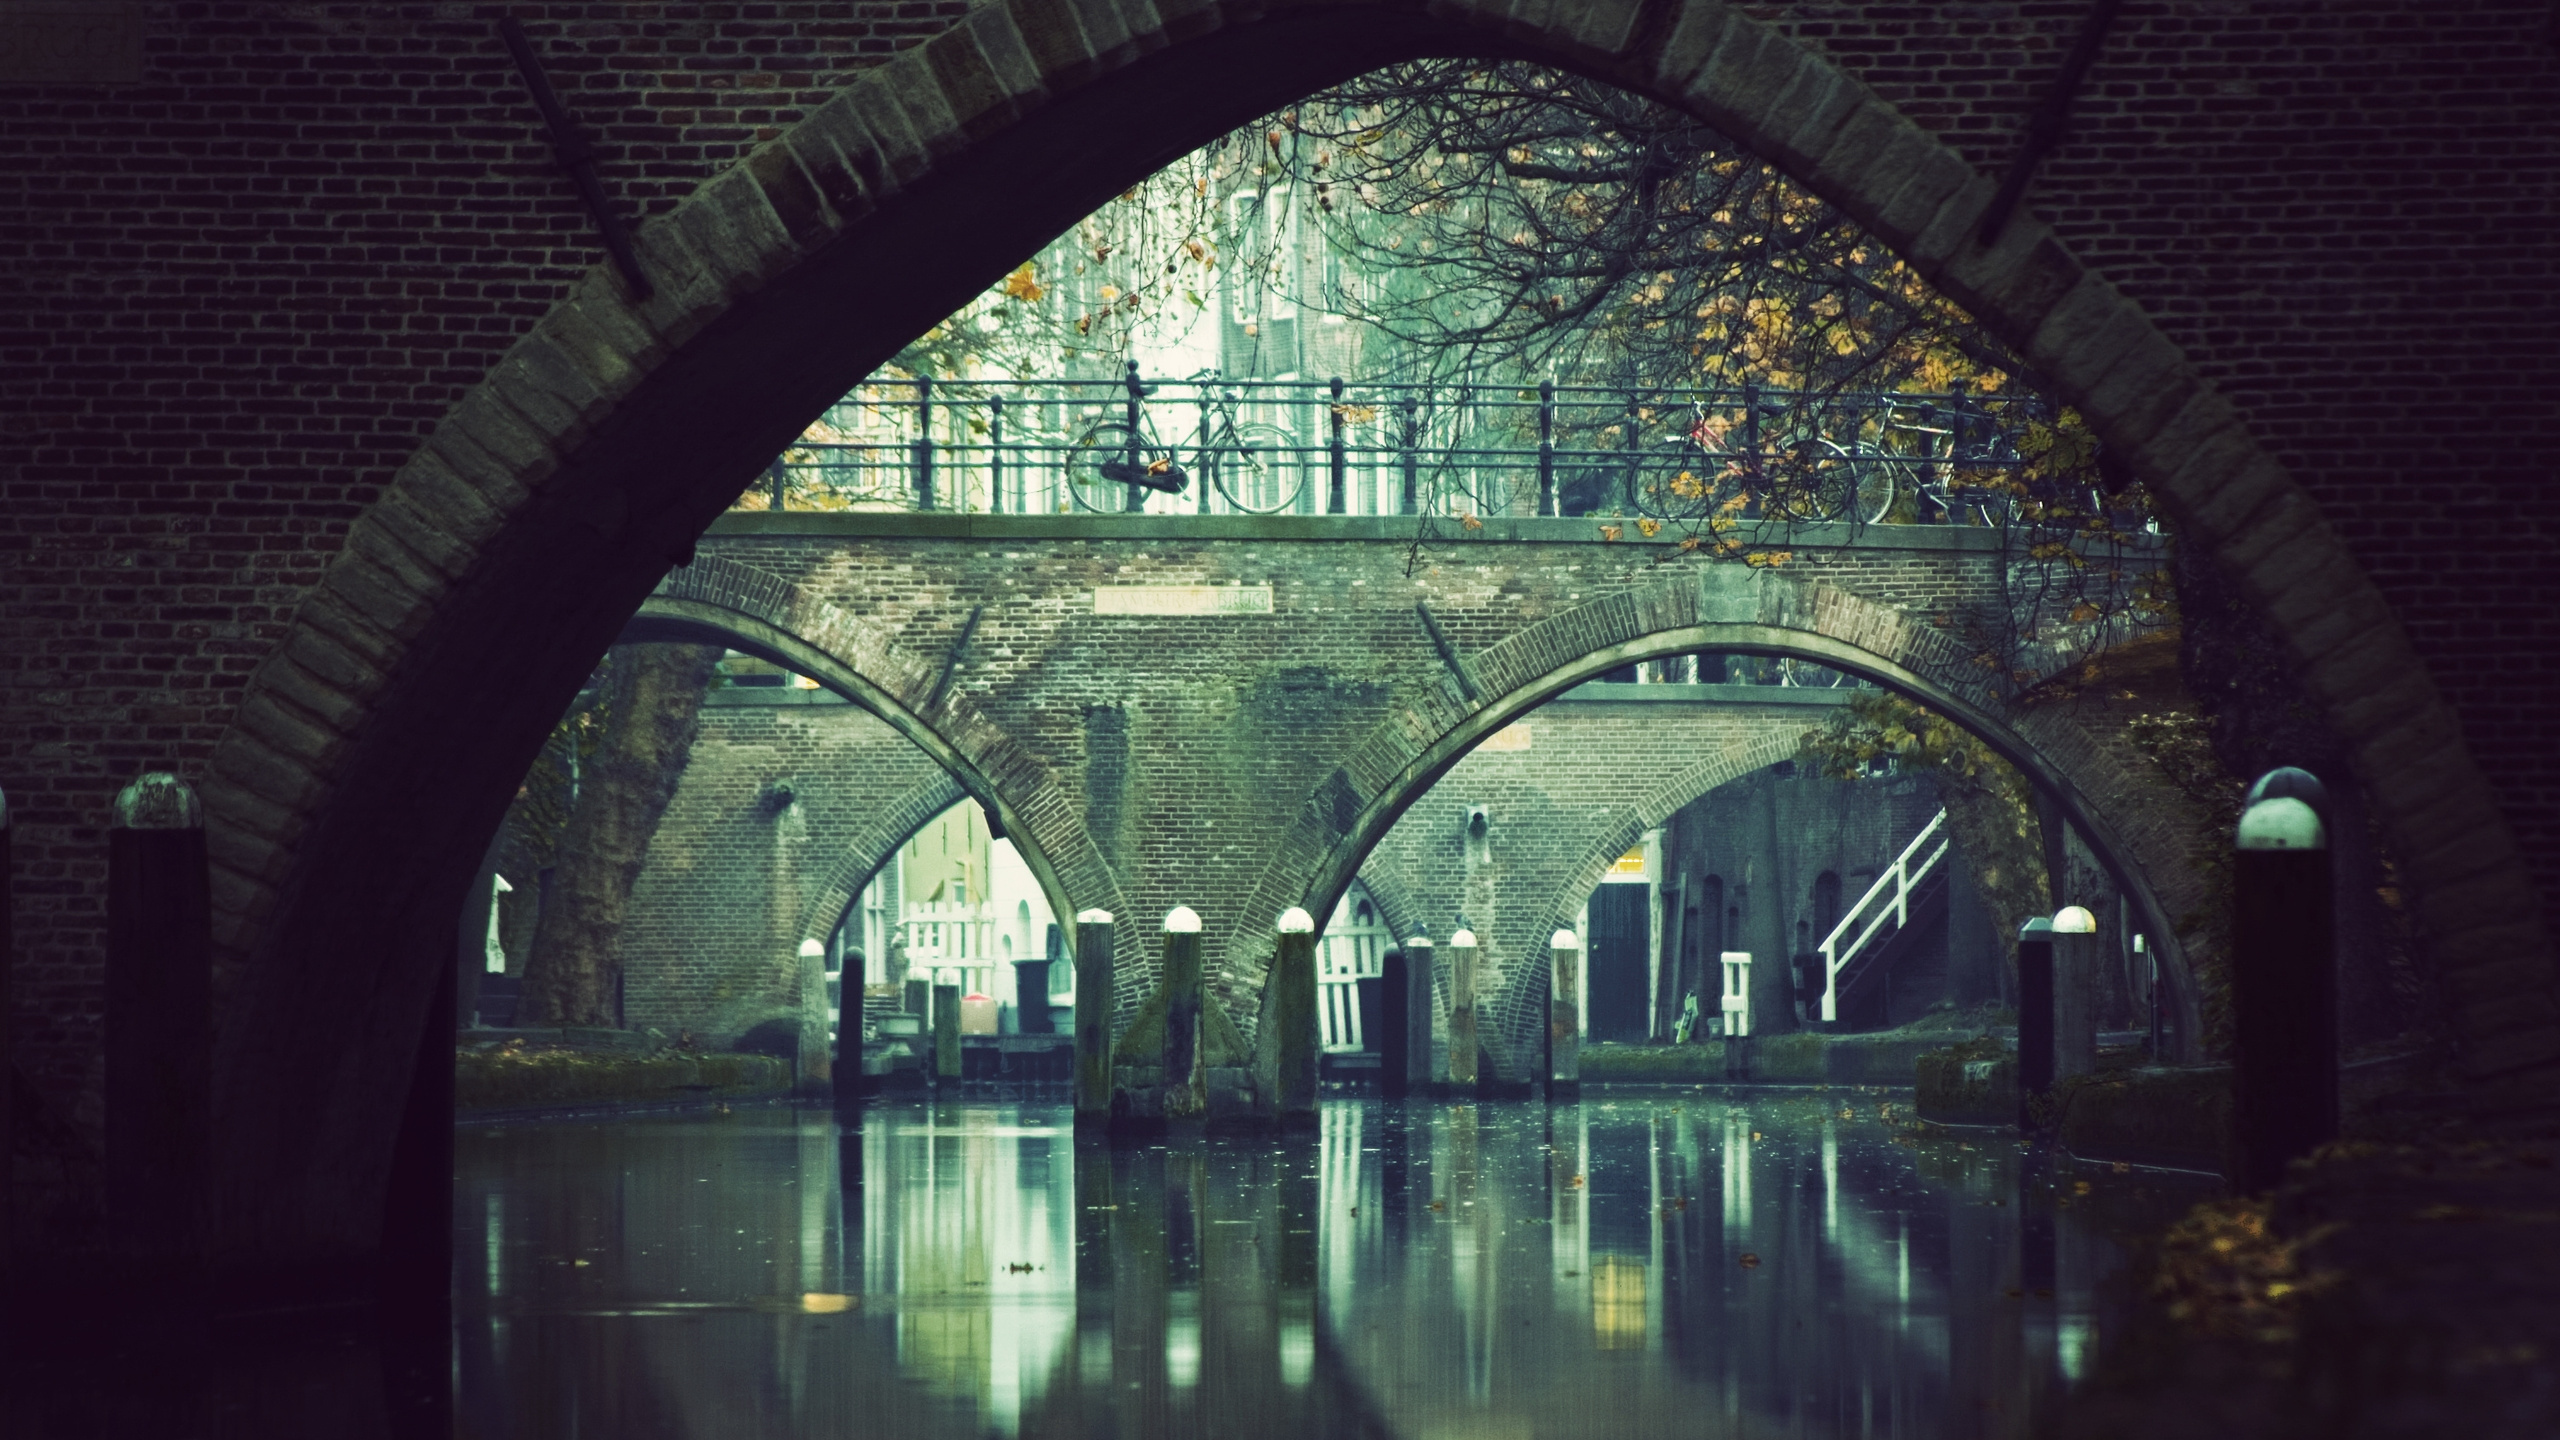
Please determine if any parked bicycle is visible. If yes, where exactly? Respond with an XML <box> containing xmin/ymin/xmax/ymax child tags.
<box><xmin>1844</xmin><ymin>389</ymin><xmax>2032</xmax><ymax>526</ymax></box>
<box><xmin>1626</xmin><ymin>396</ymin><xmax>1886</xmax><ymax>525</ymax></box>
<box><xmin>1067</xmin><ymin>363</ymin><xmax>1308</xmax><ymax>514</ymax></box>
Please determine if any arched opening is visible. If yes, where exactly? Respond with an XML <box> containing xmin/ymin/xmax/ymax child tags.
<box><xmin>160</xmin><ymin>0</ymin><xmax>2531</xmax><ymax>1315</ymax></box>
<box><xmin>1287</xmin><ymin>617</ymin><xmax>2210</xmax><ymax>1080</ymax></box>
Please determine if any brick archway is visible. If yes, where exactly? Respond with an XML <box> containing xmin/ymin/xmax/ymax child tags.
<box><xmin>187</xmin><ymin>0</ymin><xmax>2544</xmax><ymax>1277</ymax></box>
<box><xmin>1260</xmin><ymin>569</ymin><xmax>2206</xmax><ymax>1068</ymax></box>
<box><xmin>624</xmin><ymin>557</ymin><xmax>1128</xmax><ymax>948</ymax></box>
<box><xmin>1472</xmin><ymin>729</ymin><xmax>1808</xmax><ymax>1080</ymax></box>
<box><xmin>788</xmin><ymin>771</ymin><xmax>972</xmax><ymax>965</ymax></box>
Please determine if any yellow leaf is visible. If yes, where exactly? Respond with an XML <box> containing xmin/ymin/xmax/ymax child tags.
<box><xmin>1001</xmin><ymin>263</ymin><xmax>1044</xmax><ymax>303</ymax></box>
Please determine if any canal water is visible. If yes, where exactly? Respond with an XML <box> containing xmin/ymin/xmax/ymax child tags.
<box><xmin>455</xmin><ymin>1093</ymin><xmax>2212</xmax><ymax>1439</ymax></box>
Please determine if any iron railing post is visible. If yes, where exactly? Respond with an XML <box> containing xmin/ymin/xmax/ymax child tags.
<box><xmin>1122</xmin><ymin>360</ymin><xmax>1145</xmax><ymax>514</ymax></box>
<box><xmin>768</xmin><ymin>458</ymin><xmax>787</xmax><ymax>512</ymax></box>
<box><xmin>913</xmin><ymin>376</ymin><xmax>936</xmax><ymax>511</ymax></box>
<box><xmin>1329</xmin><ymin>376</ymin><xmax>1348</xmax><ymax>515</ymax></box>
<box><xmin>988</xmin><ymin>392</ymin><xmax>1005</xmax><ymax>514</ymax></box>
<box><xmin>1741</xmin><ymin>380</ymin><xmax>1760</xmax><ymax>489</ymax></box>
<box><xmin>1198</xmin><ymin>382</ymin><xmax>1216</xmax><ymax>515</ymax></box>
<box><xmin>1399</xmin><ymin>398</ymin><xmax>1420</xmax><ymax>515</ymax></box>
<box><xmin>1623</xmin><ymin>391</ymin><xmax>1643</xmax><ymax>513</ymax></box>
<box><xmin>1537</xmin><ymin>379</ymin><xmax>1556</xmax><ymax>516</ymax></box>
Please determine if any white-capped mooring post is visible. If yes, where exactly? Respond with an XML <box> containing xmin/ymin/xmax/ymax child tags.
<box><xmin>2234</xmin><ymin>767</ymin><xmax>2336</xmax><ymax>1192</ymax></box>
<box><xmin>1548</xmin><ymin>929</ymin><xmax>1581</xmax><ymax>1099</ymax></box>
<box><xmin>1446</xmin><ymin>928</ymin><xmax>1479</xmax><ymax>1091</ymax></box>
<box><xmin>2016</xmin><ymin>916</ymin><xmax>2055</xmax><ymax>1127</ymax></box>
<box><xmin>1162</xmin><ymin>906</ymin><xmax>1207</xmax><ymax>1126</ymax></box>
<box><xmin>798</xmin><ymin>936</ymin><xmax>830</xmax><ymax>1094</ymax></box>
<box><xmin>107</xmin><ymin>772</ymin><xmax>210</xmax><ymax>1271</ymax></box>
<box><xmin>1272</xmin><ymin>907</ymin><xmax>1319</xmax><ymax>1129</ymax></box>
<box><xmin>2051</xmin><ymin>905</ymin><xmax>2101</xmax><ymax>1091</ymax></box>
<box><xmin>1073</xmin><ymin>909</ymin><xmax>1115</xmax><ymax>1130</ymax></box>
<box><xmin>1</xmin><ymin>785</ymin><xmax>11</xmax><ymax>1256</ymax></box>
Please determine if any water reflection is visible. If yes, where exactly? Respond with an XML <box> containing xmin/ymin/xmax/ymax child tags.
<box><xmin>451</xmin><ymin>1094</ymin><xmax>2211</xmax><ymax>1439</ymax></box>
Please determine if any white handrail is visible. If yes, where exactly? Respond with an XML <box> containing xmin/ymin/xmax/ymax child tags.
<box><xmin>1819</xmin><ymin>810</ymin><xmax>1950</xmax><ymax>1022</ymax></box>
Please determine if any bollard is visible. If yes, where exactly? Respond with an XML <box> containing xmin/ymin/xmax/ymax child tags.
<box><xmin>1378</xmin><ymin>947</ymin><xmax>1413</xmax><ymax>1100</ymax></box>
<box><xmin>799</xmin><ymin>937</ymin><xmax>831</xmax><ymax>1092</ymax></box>
<box><xmin>1548</xmin><ymin>929</ymin><xmax>1581</xmax><ymax>1099</ymax></box>
<box><xmin>825</xmin><ymin>936</ymin><xmax>864</xmax><ymax>1109</ymax></box>
<box><xmin>107</xmin><ymin>772</ymin><xmax>211</xmax><ymax>1268</ymax></box>
<box><xmin>2051</xmin><ymin>906</ymin><xmax>2099</xmax><ymax>1086</ymax></box>
<box><xmin>1272</xmin><ymin>907</ymin><xmax>1318</xmax><ymax>1129</ymax></box>
<box><xmin>2234</xmin><ymin>769</ymin><xmax>2335</xmax><ymax>1192</ymax></box>
<box><xmin>933</xmin><ymin>980</ymin><xmax>962</xmax><ymax>1081</ymax></box>
<box><xmin>1074</xmin><ymin>909</ymin><xmax>1115</xmax><ymax>1127</ymax></box>
<box><xmin>1399</xmin><ymin>936</ymin><xmax>1434</xmax><ymax>1097</ymax></box>
<box><xmin>2016</xmin><ymin>917</ymin><xmax>2055</xmax><ymax>1127</ymax></box>
<box><xmin>0</xmin><ymin>784</ymin><xmax>10</xmax><ymax>1259</ymax></box>
<box><xmin>1013</xmin><ymin>959</ymin><xmax>1054</xmax><ymax>1036</ymax></box>
<box><xmin>1446</xmin><ymin>929</ymin><xmax>1479</xmax><ymax>1090</ymax></box>
<box><xmin>1161</xmin><ymin>907</ymin><xmax>1206</xmax><ymax>1124</ymax></box>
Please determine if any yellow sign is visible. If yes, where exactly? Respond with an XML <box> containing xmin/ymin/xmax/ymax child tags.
<box><xmin>1610</xmin><ymin>849</ymin><xmax>1646</xmax><ymax>876</ymax></box>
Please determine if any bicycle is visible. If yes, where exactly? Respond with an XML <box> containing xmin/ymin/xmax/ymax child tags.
<box><xmin>1844</xmin><ymin>392</ymin><xmax>2029</xmax><ymax>526</ymax></box>
<box><xmin>1627</xmin><ymin>397</ymin><xmax>1887</xmax><ymax>526</ymax></box>
<box><xmin>1065</xmin><ymin>364</ymin><xmax>1307</xmax><ymax>514</ymax></box>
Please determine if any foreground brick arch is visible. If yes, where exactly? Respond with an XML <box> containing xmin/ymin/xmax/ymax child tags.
<box><xmin>1258</xmin><ymin>569</ymin><xmax>2206</xmax><ymax>1067</ymax></box>
<box><xmin>164</xmin><ymin>0</ymin><xmax>2549</xmax><ymax>1276</ymax></box>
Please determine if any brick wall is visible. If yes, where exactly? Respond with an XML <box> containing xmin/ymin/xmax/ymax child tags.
<box><xmin>0</xmin><ymin>3</ymin><xmax>965</xmax><ymax>1111</ymax></box>
<box><xmin>612</xmin><ymin>688</ymin><xmax>955</xmax><ymax>1046</ymax></box>
<box><xmin>1359</xmin><ymin>691</ymin><xmax>1846</xmax><ymax>1076</ymax></box>
<box><xmin>651</xmin><ymin>520</ymin><xmax>2178</xmax><ymax>1056</ymax></box>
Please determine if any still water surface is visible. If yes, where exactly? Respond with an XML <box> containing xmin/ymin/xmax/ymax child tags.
<box><xmin>457</xmin><ymin>1094</ymin><xmax>2209</xmax><ymax>1439</ymax></box>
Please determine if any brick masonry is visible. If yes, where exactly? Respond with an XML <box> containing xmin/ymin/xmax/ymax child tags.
<box><xmin>640</xmin><ymin>518</ymin><xmax>2208</xmax><ymax>1082</ymax></box>
<box><xmin>1358</xmin><ymin>689</ymin><xmax>1855</xmax><ymax>1079</ymax></box>
<box><xmin>3</xmin><ymin>0</ymin><xmax>2554</xmax><ymax>1270</ymax></box>
<box><xmin>613</xmin><ymin>688</ymin><xmax>955</xmax><ymax>1048</ymax></box>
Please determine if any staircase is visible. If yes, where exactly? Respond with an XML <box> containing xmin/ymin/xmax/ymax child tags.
<box><xmin>1817</xmin><ymin>810</ymin><xmax>1952</xmax><ymax>1026</ymax></box>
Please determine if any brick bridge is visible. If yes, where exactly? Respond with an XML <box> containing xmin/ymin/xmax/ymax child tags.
<box><xmin>619</xmin><ymin>512</ymin><xmax>2201</xmax><ymax>1086</ymax></box>
<box><xmin>617</xmin><ymin>662</ymin><xmax>1871</xmax><ymax>1074</ymax></box>
<box><xmin>9</xmin><ymin>0</ymin><xmax>2556</xmax><ymax>1296</ymax></box>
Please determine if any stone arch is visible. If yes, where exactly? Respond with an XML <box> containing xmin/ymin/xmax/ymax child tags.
<box><xmin>790</xmin><ymin>769</ymin><xmax>970</xmax><ymax>960</ymax></box>
<box><xmin>189</xmin><ymin>0</ymin><xmax>2547</xmax><ymax>1269</ymax></box>
<box><xmin>1469</xmin><ymin>727</ymin><xmax>1811</xmax><ymax>1079</ymax></box>
<box><xmin>1253</xmin><ymin>567</ymin><xmax>2205</xmax><ymax>1067</ymax></box>
<box><xmin>622</xmin><ymin>555</ymin><xmax>1127</xmax><ymax>954</ymax></box>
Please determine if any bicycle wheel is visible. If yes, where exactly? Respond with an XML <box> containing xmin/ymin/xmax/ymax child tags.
<box><xmin>1209</xmin><ymin>422</ymin><xmax>1306</xmax><ymax>514</ymax></box>
<box><xmin>1067</xmin><ymin>421</ymin><xmax>1157</xmax><ymax>513</ymax></box>
<box><xmin>1772</xmin><ymin>435</ymin><xmax>1892</xmax><ymax>524</ymax></box>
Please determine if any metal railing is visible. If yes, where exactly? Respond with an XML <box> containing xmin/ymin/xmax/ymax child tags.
<box><xmin>1818</xmin><ymin>809</ymin><xmax>1950</xmax><ymax>1023</ymax></box>
<box><xmin>743</xmin><ymin>365</ymin><xmax>2082</xmax><ymax>524</ymax></box>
